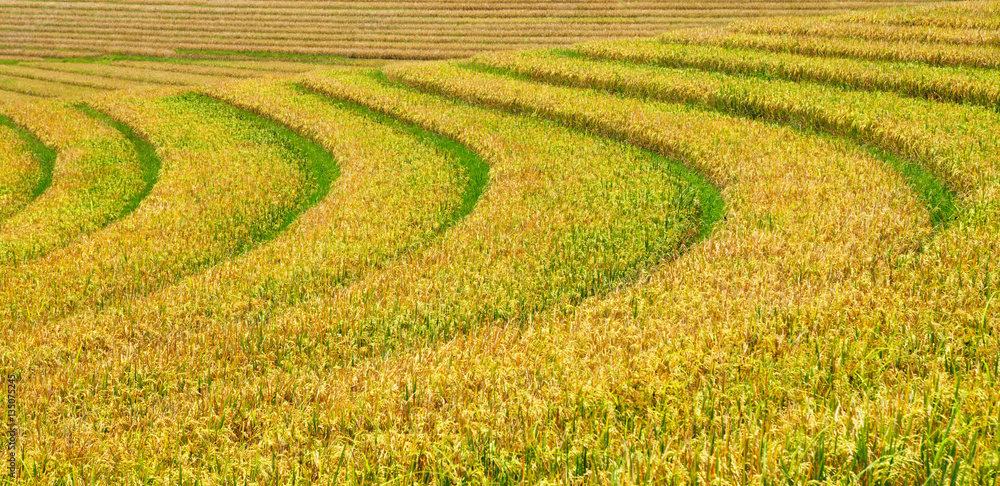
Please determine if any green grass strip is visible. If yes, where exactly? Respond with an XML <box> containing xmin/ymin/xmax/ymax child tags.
<box><xmin>75</xmin><ymin>103</ymin><xmax>163</xmax><ymax>221</ymax></box>
<box><xmin>0</xmin><ymin>111</ymin><xmax>57</xmax><ymax>201</ymax></box>
<box><xmin>868</xmin><ymin>147</ymin><xmax>957</xmax><ymax>228</ymax></box>
<box><xmin>294</xmin><ymin>82</ymin><xmax>489</xmax><ymax>231</ymax></box>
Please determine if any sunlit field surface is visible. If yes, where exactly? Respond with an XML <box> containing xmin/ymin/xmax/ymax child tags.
<box><xmin>0</xmin><ymin>0</ymin><xmax>998</xmax><ymax>483</ymax></box>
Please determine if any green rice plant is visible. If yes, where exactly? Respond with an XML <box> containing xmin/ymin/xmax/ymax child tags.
<box><xmin>0</xmin><ymin>100</ymin><xmax>153</xmax><ymax>265</ymax></box>
<box><xmin>571</xmin><ymin>38</ymin><xmax>1000</xmax><ymax>109</ymax></box>
<box><xmin>0</xmin><ymin>91</ymin><xmax>325</xmax><ymax>326</ymax></box>
<box><xmin>659</xmin><ymin>27</ymin><xmax>1000</xmax><ymax>69</ymax></box>
<box><xmin>0</xmin><ymin>115</ymin><xmax>50</xmax><ymax>221</ymax></box>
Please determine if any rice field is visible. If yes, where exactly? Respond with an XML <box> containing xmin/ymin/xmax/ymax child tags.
<box><xmin>1</xmin><ymin>0</ymin><xmax>999</xmax><ymax>484</ymax></box>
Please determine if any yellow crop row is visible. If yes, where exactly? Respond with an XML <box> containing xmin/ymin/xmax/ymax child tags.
<box><xmin>12</xmin><ymin>79</ymin><xmax>478</xmax><ymax>476</ymax></box>
<box><xmin>388</xmin><ymin>48</ymin><xmax>1000</xmax><ymax>481</ymax></box>
<box><xmin>729</xmin><ymin>16</ymin><xmax>1000</xmax><ymax>46</ymax></box>
<box><xmin>570</xmin><ymin>38</ymin><xmax>1000</xmax><ymax>108</ymax></box>
<box><xmin>159</xmin><ymin>62</ymin><xmax>927</xmax><ymax>482</ymax></box>
<box><xmin>839</xmin><ymin>0</ymin><xmax>1000</xmax><ymax>29</ymax></box>
<box><xmin>660</xmin><ymin>28</ymin><xmax>1000</xmax><ymax>69</ymax></box>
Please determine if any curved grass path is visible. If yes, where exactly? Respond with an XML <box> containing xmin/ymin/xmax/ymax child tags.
<box><xmin>0</xmin><ymin>92</ymin><xmax>329</xmax><ymax>326</ymax></box>
<box><xmin>0</xmin><ymin>102</ymin><xmax>154</xmax><ymax>266</ymax></box>
<box><xmin>0</xmin><ymin>114</ymin><xmax>51</xmax><ymax>222</ymax></box>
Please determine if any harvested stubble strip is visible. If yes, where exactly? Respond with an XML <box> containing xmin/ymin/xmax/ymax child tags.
<box><xmin>0</xmin><ymin>91</ymin><xmax>322</xmax><ymax>325</ymax></box>
<box><xmin>441</xmin><ymin>55</ymin><xmax>1000</xmax><ymax>479</ymax></box>
<box><xmin>660</xmin><ymin>28</ymin><xmax>1000</xmax><ymax>69</ymax></box>
<box><xmin>568</xmin><ymin>38</ymin><xmax>1000</xmax><ymax>110</ymax></box>
<box><xmin>0</xmin><ymin>119</ymin><xmax>46</xmax><ymax>221</ymax></box>
<box><xmin>0</xmin><ymin>75</ymin><xmax>99</xmax><ymax>99</ymax></box>
<box><xmin>0</xmin><ymin>100</ymin><xmax>151</xmax><ymax>265</ymax></box>
<box><xmin>0</xmin><ymin>63</ymin><xmax>159</xmax><ymax>91</ymax></box>
<box><xmin>22</xmin><ymin>61</ymin><xmax>232</xmax><ymax>87</ymax></box>
<box><xmin>105</xmin><ymin>64</ymin><xmax>929</xmax><ymax>482</ymax></box>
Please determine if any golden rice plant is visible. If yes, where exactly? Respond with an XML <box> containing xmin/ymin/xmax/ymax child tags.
<box><xmin>23</xmin><ymin>61</ymin><xmax>231</xmax><ymax>87</ymax></box>
<box><xmin>839</xmin><ymin>1</ymin><xmax>1000</xmax><ymax>29</ymax></box>
<box><xmin>282</xmin><ymin>69</ymin><xmax>709</xmax><ymax>362</ymax></box>
<box><xmin>11</xmin><ymin>78</ymin><xmax>478</xmax><ymax>481</ymax></box>
<box><xmin>0</xmin><ymin>63</ymin><xmax>156</xmax><ymax>91</ymax></box>
<box><xmin>0</xmin><ymin>74</ymin><xmax>100</xmax><ymax>99</ymax></box>
<box><xmin>570</xmin><ymin>37</ymin><xmax>1000</xmax><ymax>108</ymax></box>
<box><xmin>336</xmin><ymin>58</ymin><xmax>998</xmax><ymax>482</ymax></box>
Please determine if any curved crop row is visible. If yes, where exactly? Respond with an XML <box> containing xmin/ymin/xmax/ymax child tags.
<box><xmin>0</xmin><ymin>75</ymin><xmax>99</xmax><ymax>99</ymax></box>
<box><xmin>839</xmin><ymin>1</ymin><xmax>1000</xmax><ymax>30</ymax></box>
<box><xmin>660</xmin><ymin>28</ymin><xmax>1000</xmax><ymax>69</ymax></box>
<box><xmin>0</xmin><ymin>63</ymin><xmax>159</xmax><ymax>91</ymax></box>
<box><xmin>370</xmin><ymin>42</ymin><xmax>1000</xmax><ymax>481</ymax></box>
<box><xmin>152</xmin><ymin>63</ymin><xmax>928</xmax><ymax>482</ymax></box>
<box><xmin>572</xmin><ymin>38</ymin><xmax>1000</xmax><ymax>109</ymax></box>
<box><xmin>7</xmin><ymin>71</ymin><xmax>716</xmax><ymax>481</ymax></box>
<box><xmin>729</xmin><ymin>16</ymin><xmax>1000</xmax><ymax>46</ymax></box>
<box><xmin>277</xmin><ymin>70</ymin><xmax>713</xmax><ymax>362</ymax></box>
<box><xmin>12</xmin><ymin>79</ymin><xmax>485</xmax><ymax>480</ymax></box>
<box><xmin>0</xmin><ymin>92</ymin><xmax>326</xmax><ymax>326</ymax></box>
<box><xmin>0</xmin><ymin>116</ymin><xmax>49</xmax><ymax>221</ymax></box>
<box><xmin>23</xmin><ymin>61</ymin><xmax>231</xmax><ymax>87</ymax></box>
<box><xmin>475</xmin><ymin>48</ymin><xmax>984</xmax><ymax>201</ymax></box>
<box><xmin>0</xmin><ymin>101</ymin><xmax>153</xmax><ymax>266</ymax></box>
